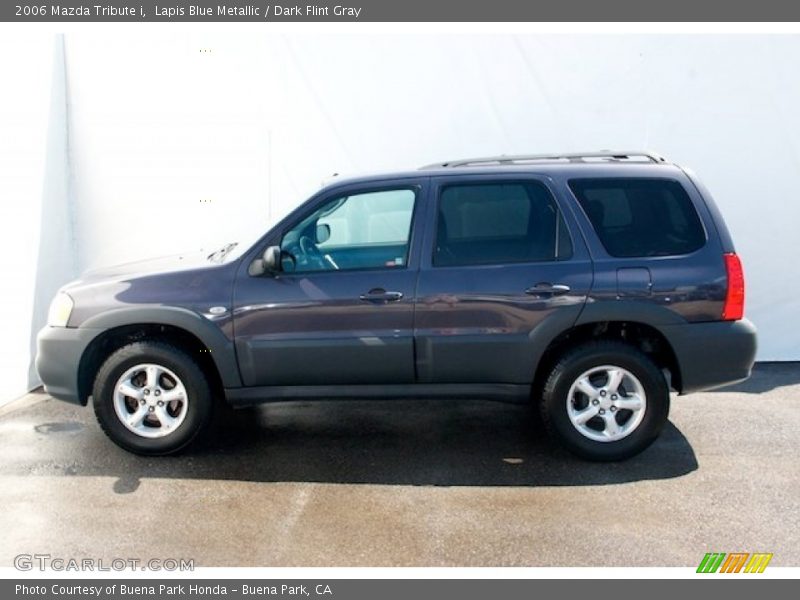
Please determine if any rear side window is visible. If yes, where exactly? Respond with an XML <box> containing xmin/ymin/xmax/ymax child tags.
<box><xmin>569</xmin><ymin>178</ymin><xmax>706</xmax><ymax>257</ymax></box>
<box><xmin>434</xmin><ymin>181</ymin><xmax>573</xmax><ymax>267</ymax></box>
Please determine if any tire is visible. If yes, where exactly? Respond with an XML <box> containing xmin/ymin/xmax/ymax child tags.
<box><xmin>92</xmin><ymin>341</ymin><xmax>213</xmax><ymax>455</ymax></box>
<box><xmin>540</xmin><ymin>340</ymin><xmax>670</xmax><ymax>461</ymax></box>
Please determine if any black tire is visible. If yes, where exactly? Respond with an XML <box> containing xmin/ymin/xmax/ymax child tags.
<box><xmin>540</xmin><ymin>340</ymin><xmax>670</xmax><ymax>461</ymax></box>
<box><xmin>92</xmin><ymin>341</ymin><xmax>213</xmax><ymax>455</ymax></box>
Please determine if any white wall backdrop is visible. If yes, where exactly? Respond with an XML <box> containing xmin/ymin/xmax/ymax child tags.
<box><xmin>3</xmin><ymin>32</ymin><xmax>800</xmax><ymax>402</ymax></box>
<box><xmin>0</xmin><ymin>34</ymin><xmax>76</xmax><ymax>405</ymax></box>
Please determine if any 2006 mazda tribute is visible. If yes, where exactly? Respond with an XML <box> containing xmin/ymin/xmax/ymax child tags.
<box><xmin>36</xmin><ymin>151</ymin><xmax>757</xmax><ymax>460</ymax></box>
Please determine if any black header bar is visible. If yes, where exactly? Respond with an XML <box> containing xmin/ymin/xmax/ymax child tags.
<box><xmin>4</xmin><ymin>0</ymin><xmax>800</xmax><ymax>22</ymax></box>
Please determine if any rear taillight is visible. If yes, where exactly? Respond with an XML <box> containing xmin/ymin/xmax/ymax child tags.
<box><xmin>722</xmin><ymin>253</ymin><xmax>745</xmax><ymax>321</ymax></box>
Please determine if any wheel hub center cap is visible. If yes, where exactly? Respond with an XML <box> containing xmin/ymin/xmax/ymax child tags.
<box><xmin>566</xmin><ymin>365</ymin><xmax>648</xmax><ymax>444</ymax></box>
<box><xmin>113</xmin><ymin>363</ymin><xmax>189</xmax><ymax>440</ymax></box>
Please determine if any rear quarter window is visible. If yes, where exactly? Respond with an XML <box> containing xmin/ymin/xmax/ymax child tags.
<box><xmin>569</xmin><ymin>178</ymin><xmax>706</xmax><ymax>257</ymax></box>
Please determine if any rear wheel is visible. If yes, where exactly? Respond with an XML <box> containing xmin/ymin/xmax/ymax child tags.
<box><xmin>93</xmin><ymin>341</ymin><xmax>213</xmax><ymax>455</ymax></box>
<box><xmin>540</xmin><ymin>341</ymin><xmax>669</xmax><ymax>461</ymax></box>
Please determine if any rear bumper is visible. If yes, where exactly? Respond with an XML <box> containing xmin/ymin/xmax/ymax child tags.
<box><xmin>35</xmin><ymin>326</ymin><xmax>101</xmax><ymax>405</ymax></box>
<box><xmin>662</xmin><ymin>318</ymin><xmax>757</xmax><ymax>394</ymax></box>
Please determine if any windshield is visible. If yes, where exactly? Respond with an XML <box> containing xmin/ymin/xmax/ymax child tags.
<box><xmin>204</xmin><ymin>194</ymin><xmax>310</xmax><ymax>265</ymax></box>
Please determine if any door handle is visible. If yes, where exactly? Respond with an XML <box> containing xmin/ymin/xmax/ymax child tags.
<box><xmin>359</xmin><ymin>288</ymin><xmax>404</xmax><ymax>303</ymax></box>
<box><xmin>525</xmin><ymin>283</ymin><xmax>571</xmax><ymax>297</ymax></box>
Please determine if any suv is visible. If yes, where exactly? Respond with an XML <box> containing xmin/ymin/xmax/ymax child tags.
<box><xmin>36</xmin><ymin>151</ymin><xmax>757</xmax><ymax>460</ymax></box>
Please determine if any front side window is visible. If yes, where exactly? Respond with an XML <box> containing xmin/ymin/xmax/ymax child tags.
<box><xmin>280</xmin><ymin>188</ymin><xmax>416</xmax><ymax>273</ymax></box>
<box><xmin>434</xmin><ymin>181</ymin><xmax>572</xmax><ymax>267</ymax></box>
<box><xmin>569</xmin><ymin>178</ymin><xmax>706</xmax><ymax>258</ymax></box>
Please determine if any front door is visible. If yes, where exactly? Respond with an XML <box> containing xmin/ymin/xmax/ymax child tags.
<box><xmin>233</xmin><ymin>180</ymin><xmax>427</xmax><ymax>387</ymax></box>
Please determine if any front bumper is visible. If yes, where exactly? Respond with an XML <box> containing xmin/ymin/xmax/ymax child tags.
<box><xmin>35</xmin><ymin>326</ymin><xmax>102</xmax><ymax>405</ymax></box>
<box><xmin>661</xmin><ymin>318</ymin><xmax>758</xmax><ymax>394</ymax></box>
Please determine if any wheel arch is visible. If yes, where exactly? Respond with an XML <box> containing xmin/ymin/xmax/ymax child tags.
<box><xmin>532</xmin><ymin>302</ymin><xmax>685</xmax><ymax>397</ymax></box>
<box><xmin>77</xmin><ymin>307</ymin><xmax>242</xmax><ymax>405</ymax></box>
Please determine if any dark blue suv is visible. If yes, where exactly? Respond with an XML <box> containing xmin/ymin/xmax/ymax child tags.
<box><xmin>36</xmin><ymin>151</ymin><xmax>757</xmax><ymax>460</ymax></box>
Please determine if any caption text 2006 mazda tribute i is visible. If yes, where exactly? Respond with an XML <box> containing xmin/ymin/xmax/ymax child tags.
<box><xmin>36</xmin><ymin>151</ymin><xmax>757</xmax><ymax>460</ymax></box>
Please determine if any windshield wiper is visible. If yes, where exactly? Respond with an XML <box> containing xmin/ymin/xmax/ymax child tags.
<box><xmin>208</xmin><ymin>242</ymin><xmax>238</xmax><ymax>263</ymax></box>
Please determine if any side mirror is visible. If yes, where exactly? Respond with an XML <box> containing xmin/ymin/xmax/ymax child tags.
<box><xmin>316</xmin><ymin>223</ymin><xmax>331</xmax><ymax>244</ymax></box>
<box><xmin>248</xmin><ymin>245</ymin><xmax>282</xmax><ymax>276</ymax></box>
<box><xmin>262</xmin><ymin>246</ymin><xmax>282</xmax><ymax>271</ymax></box>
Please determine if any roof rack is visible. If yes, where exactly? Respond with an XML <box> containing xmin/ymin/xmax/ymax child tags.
<box><xmin>420</xmin><ymin>151</ymin><xmax>668</xmax><ymax>170</ymax></box>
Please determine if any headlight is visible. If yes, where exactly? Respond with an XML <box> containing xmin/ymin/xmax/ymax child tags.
<box><xmin>47</xmin><ymin>292</ymin><xmax>74</xmax><ymax>327</ymax></box>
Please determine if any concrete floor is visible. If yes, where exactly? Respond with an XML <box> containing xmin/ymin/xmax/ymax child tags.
<box><xmin>1</xmin><ymin>363</ymin><xmax>798</xmax><ymax>567</ymax></box>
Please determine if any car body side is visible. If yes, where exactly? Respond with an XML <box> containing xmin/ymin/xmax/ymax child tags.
<box><xmin>35</xmin><ymin>163</ymin><xmax>757</xmax><ymax>408</ymax></box>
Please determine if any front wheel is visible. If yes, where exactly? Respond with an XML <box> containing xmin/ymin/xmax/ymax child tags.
<box><xmin>93</xmin><ymin>341</ymin><xmax>213</xmax><ymax>455</ymax></box>
<box><xmin>540</xmin><ymin>341</ymin><xmax>670</xmax><ymax>461</ymax></box>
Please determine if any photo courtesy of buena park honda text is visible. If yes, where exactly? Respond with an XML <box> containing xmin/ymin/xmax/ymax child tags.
<box><xmin>0</xmin><ymin>0</ymin><xmax>798</xmax><ymax>597</ymax></box>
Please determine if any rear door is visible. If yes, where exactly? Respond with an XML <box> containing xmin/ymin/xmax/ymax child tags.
<box><xmin>414</xmin><ymin>174</ymin><xmax>593</xmax><ymax>384</ymax></box>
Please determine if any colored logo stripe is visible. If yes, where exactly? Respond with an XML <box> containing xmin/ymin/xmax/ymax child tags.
<box><xmin>744</xmin><ymin>553</ymin><xmax>773</xmax><ymax>573</ymax></box>
<box><xmin>697</xmin><ymin>552</ymin><xmax>773</xmax><ymax>573</ymax></box>
<box><xmin>720</xmin><ymin>553</ymin><xmax>749</xmax><ymax>573</ymax></box>
<box><xmin>697</xmin><ymin>553</ymin><xmax>726</xmax><ymax>573</ymax></box>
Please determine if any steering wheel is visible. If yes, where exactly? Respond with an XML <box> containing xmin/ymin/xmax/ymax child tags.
<box><xmin>299</xmin><ymin>235</ymin><xmax>327</xmax><ymax>270</ymax></box>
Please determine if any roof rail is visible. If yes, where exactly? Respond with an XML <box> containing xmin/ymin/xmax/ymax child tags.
<box><xmin>420</xmin><ymin>151</ymin><xmax>668</xmax><ymax>169</ymax></box>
